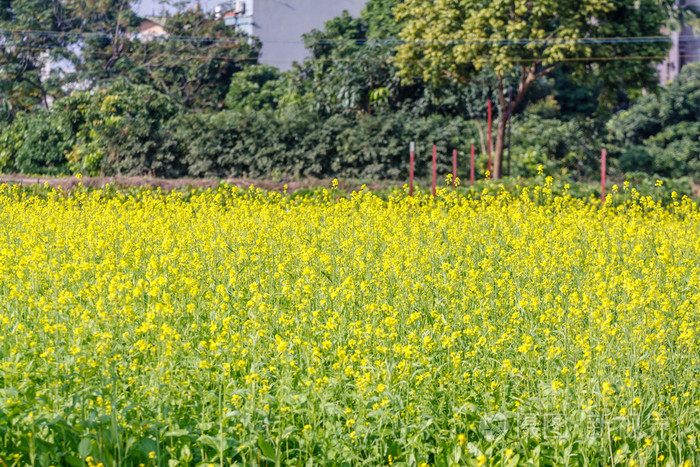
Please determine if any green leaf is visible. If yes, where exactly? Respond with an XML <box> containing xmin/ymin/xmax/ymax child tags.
<box><xmin>197</xmin><ymin>435</ymin><xmax>223</xmax><ymax>453</ymax></box>
<box><xmin>78</xmin><ymin>437</ymin><xmax>93</xmax><ymax>459</ymax></box>
<box><xmin>504</xmin><ymin>454</ymin><xmax>520</xmax><ymax>467</ymax></box>
<box><xmin>258</xmin><ymin>437</ymin><xmax>277</xmax><ymax>461</ymax></box>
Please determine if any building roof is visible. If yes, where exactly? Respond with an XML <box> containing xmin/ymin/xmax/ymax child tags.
<box><xmin>143</xmin><ymin>16</ymin><xmax>167</xmax><ymax>27</ymax></box>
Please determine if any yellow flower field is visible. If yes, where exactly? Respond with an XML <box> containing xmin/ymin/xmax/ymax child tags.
<box><xmin>0</xmin><ymin>181</ymin><xmax>699</xmax><ymax>466</ymax></box>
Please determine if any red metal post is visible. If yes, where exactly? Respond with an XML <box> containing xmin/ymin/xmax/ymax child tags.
<box><xmin>409</xmin><ymin>142</ymin><xmax>415</xmax><ymax>197</ymax></box>
<box><xmin>432</xmin><ymin>144</ymin><xmax>437</xmax><ymax>197</ymax></box>
<box><xmin>601</xmin><ymin>148</ymin><xmax>607</xmax><ymax>203</ymax></box>
<box><xmin>470</xmin><ymin>145</ymin><xmax>475</xmax><ymax>186</ymax></box>
<box><xmin>487</xmin><ymin>99</ymin><xmax>492</xmax><ymax>178</ymax></box>
<box><xmin>452</xmin><ymin>149</ymin><xmax>457</xmax><ymax>187</ymax></box>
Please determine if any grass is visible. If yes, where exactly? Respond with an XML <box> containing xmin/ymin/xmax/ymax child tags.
<box><xmin>0</xmin><ymin>179</ymin><xmax>699</xmax><ymax>466</ymax></box>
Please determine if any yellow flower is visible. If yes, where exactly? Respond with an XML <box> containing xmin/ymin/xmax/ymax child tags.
<box><xmin>602</xmin><ymin>382</ymin><xmax>616</xmax><ymax>396</ymax></box>
<box><xmin>1</xmin><ymin>179</ymin><xmax>699</xmax><ymax>463</ymax></box>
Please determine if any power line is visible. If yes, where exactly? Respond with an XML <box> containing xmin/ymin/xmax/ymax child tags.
<box><xmin>3</xmin><ymin>42</ymin><xmax>698</xmax><ymax>64</ymax></box>
<box><xmin>1</xmin><ymin>27</ymin><xmax>700</xmax><ymax>47</ymax></box>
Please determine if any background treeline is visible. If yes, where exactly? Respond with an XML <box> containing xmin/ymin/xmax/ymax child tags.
<box><xmin>0</xmin><ymin>0</ymin><xmax>698</xmax><ymax>183</ymax></box>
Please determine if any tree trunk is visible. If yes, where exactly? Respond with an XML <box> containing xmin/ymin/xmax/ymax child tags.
<box><xmin>493</xmin><ymin>116</ymin><xmax>507</xmax><ymax>179</ymax></box>
<box><xmin>491</xmin><ymin>66</ymin><xmax>541</xmax><ymax>178</ymax></box>
<box><xmin>493</xmin><ymin>74</ymin><xmax>509</xmax><ymax>179</ymax></box>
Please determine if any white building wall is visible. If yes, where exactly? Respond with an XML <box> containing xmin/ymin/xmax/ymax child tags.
<box><xmin>227</xmin><ymin>0</ymin><xmax>367</xmax><ymax>70</ymax></box>
<box><xmin>659</xmin><ymin>30</ymin><xmax>681</xmax><ymax>84</ymax></box>
<box><xmin>658</xmin><ymin>0</ymin><xmax>700</xmax><ymax>84</ymax></box>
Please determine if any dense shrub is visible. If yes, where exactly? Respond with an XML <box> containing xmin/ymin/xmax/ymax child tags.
<box><xmin>59</xmin><ymin>82</ymin><xmax>184</xmax><ymax>177</ymax></box>
<box><xmin>172</xmin><ymin>109</ymin><xmax>480</xmax><ymax>180</ymax></box>
<box><xmin>608</xmin><ymin>63</ymin><xmax>700</xmax><ymax>181</ymax></box>
<box><xmin>509</xmin><ymin>115</ymin><xmax>605</xmax><ymax>179</ymax></box>
<box><xmin>1</xmin><ymin>82</ymin><xmax>184</xmax><ymax>177</ymax></box>
<box><xmin>1</xmin><ymin>65</ymin><xmax>696</xmax><ymax>183</ymax></box>
<box><xmin>176</xmin><ymin>110</ymin><xmax>286</xmax><ymax>178</ymax></box>
<box><xmin>0</xmin><ymin>110</ymin><xmax>71</xmax><ymax>175</ymax></box>
<box><xmin>225</xmin><ymin>65</ymin><xmax>287</xmax><ymax>112</ymax></box>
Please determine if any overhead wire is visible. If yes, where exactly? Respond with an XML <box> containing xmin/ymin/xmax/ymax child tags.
<box><xmin>2</xmin><ymin>43</ymin><xmax>698</xmax><ymax>66</ymax></box>
<box><xmin>2</xmin><ymin>27</ymin><xmax>698</xmax><ymax>66</ymax></box>
<box><xmin>1</xmin><ymin>27</ymin><xmax>700</xmax><ymax>46</ymax></box>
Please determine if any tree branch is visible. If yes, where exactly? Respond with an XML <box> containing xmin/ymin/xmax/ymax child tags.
<box><xmin>497</xmin><ymin>74</ymin><xmax>507</xmax><ymax>114</ymax></box>
<box><xmin>534</xmin><ymin>63</ymin><xmax>561</xmax><ymax>79</ymax></box>
<box><xmin>440</xmin><ymin>68</ymin><xmax>494</xmax><ymax>87</ymax></box>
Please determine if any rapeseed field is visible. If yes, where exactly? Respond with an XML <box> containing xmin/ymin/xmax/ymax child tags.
<box><xmin>0</xmin><ymin>179</ymin><xmax>699</xmax><ymax>466</ymax></box>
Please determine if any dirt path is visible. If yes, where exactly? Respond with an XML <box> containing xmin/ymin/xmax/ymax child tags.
<box><xmin>0</xmin><ymin>175</ymin><xmax>403</xmax><ymax>193</ymax></box>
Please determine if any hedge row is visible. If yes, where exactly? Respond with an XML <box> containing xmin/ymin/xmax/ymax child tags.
<box><xmin>1</xmin><ymin>66</ymin><xmax>698</xmax><ymax>182</ymax></box>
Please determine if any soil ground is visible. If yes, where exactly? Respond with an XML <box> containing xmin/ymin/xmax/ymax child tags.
<box><xmin>4</xmin><ymin>174</ymin><xmax>698</xmax><ymax>198</ymax></box>
<box><xmin>0</xmin><ymin>175</ymin><xmax>404</xmax><ymax>193</ymax></box>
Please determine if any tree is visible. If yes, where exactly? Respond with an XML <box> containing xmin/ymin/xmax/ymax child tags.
<box><xmin>63</xmin><ymin>0</ymin><xmax>140</xmax><ymax>82</ymax></box>
<box><xmin>0</xmin><ymin>0</ymin><xmax>75</xmax><ymax>117</ymax></box>
<box><xmin>0</xmin><ymin>108</ymin><xmax>72</xmax><ymax>174</ymax></box>
<box><xmin>395</xmin><ymin>0</ymin><xmax>675</xmax><ymax>178</ymax></box>
<box><xmin>608</xmin><ymin>63</ymin><xmax>700</xmax><ymax>180</ymax></box>
<box><xmin>53</xmin><ymin>81</ymin><xmax>184</xmax><ymax>176</ymax></box>
<box><xmin>65</xmin><ymin>2</ymin><xmax>260</xmax><ymax>110</ymax></box>
<box><xmin>126</xmin><ymin>8</ymin><xmax>260</xmax><ymax>110</ymax></box>
<box><xmin>298</xmin><ymin>6</ymin><xmax>437</xmax><ymax>117</ymax></box>
<box><xmin>362</xmin><ymin>0</ymin><xmax>404</xmax><ymax>39</ymax></box>
<box><xmin>300</xmin><ymin>11</ymin><xmax>398</xmax><ymax>115</ymax></box>
<box><xmin>225</xmin><ymin>64</ymin><xmax>292</xmax><ymax>112</ymax></box>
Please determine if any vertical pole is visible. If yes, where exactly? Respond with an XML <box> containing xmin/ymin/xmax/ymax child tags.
<box><xmin>487</xmin><ymin>99</ymin><xmax>492</xmax><ymax>178</ymax></box>
<box><xmin>452</xmin><ymin>149</ymin><xmax>457</xmax><ymax>188</ymax></box>
<box><xmin>470</xmin><ymin>145</ymin><xmax>475</xmax><ymax>186</ymax></box>
<box><xmin>507</xmin><ymin>87</ymin><xmax>513</xmax><ymax>177</ymax></box>
<box><xmin>432</xmin><ymin>144</ymin><xmax>437</xmax><ymax>197</ymax></box>
<box><xmin>601</xmin><ymin>148</ymin><xmax>607</xmax><ymax>203</ymax></box>
<box><xmin>409</xmin><ymin>141</ymin><xmax>415</xmax><ymax>197</ymax></box>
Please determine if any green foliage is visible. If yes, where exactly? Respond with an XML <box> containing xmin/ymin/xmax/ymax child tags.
<box><xmin>62</xmin><ymin>81</ymin><xmax>183</xmax><ymax>176</ymax></box>
<box><xmin>176</xmin><ymin>110</ymin><xmax>284</xmax><ymax>178</ymax></box>
<box><xmin>510</xmin><ymin>115</ymin><xmax>605</xmax><ymax>179</ymax></box>
<box><xmin>0</xmin><ymin>0</ymin><xmax>76</xmax><ymax>115</ymax></box>
<box><xmin>394</xmin><ymin>0</ymin><xmax>674</xmax><ymax>177</ymax></box>
<box><xmin>527</xmin><ymin>96</ymin><xmax>562</xmax><ymax>120</ymax></box>
<box><xmin>63</xmin><ymin>0</ymin><xmax>140</xmax><ymax>82</ymax></box>
<box><xmin>0</xmin><ymin>110</ymin><xmax>71</xmax><ymax>174</ymax></box>
<box><xmin>1</xmin><ymin>0</ymin><xmax>258</xmax><ymax>117</ymax></box>
<box><xmin>395</xmin><ymin>0</ymin><xmax>670</xmax><ymax>88</ymax></box>
<box><xmin>525</xmin><ymin>67</ymin><xmax>600</xmax><ymax>118</ymax></box>
<box><xmin>0</xmin><ymin>82</ymin><xmax>183</xmax><ymax>176</ymax></box>
<box><xmin>300</xmin><ymin>11</ymin><xmax>397</xmax><ymax>115</ymax></box>
<box><xmin>295</xmin><ymin>1</ymin><xmax>502</xmax><ymax>120</ymax></box>
<box><xmin>125</xmin><ymin>9</ymin><xmax>260</xmax><ymax>110</ymax></box>
<box><xmin>1</xmin><ymin>0</ymin><xmax>697</xmax><ymax>186</ymax></box>
<box><xmin>361</xmin><ymin>0</ymin><xmax>404</xmax><ymax>39</ymax></box>
<box><xmin>225</xmin><ymin>65</ymin><xmax>286</xmax><ymax>112</ymax></box>
<box><xmin>172</xmin><ymin>109</ymin><xmax>479</xmax><ymax>180</ymax></box>
<box><xmin>608</xmin><ymin>63</ymin><xmax>700</xmax><ymax>180</ymax></box>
